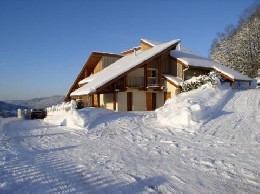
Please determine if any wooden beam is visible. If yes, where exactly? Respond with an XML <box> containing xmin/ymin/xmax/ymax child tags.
<box><xmin>91</xmin><ymin>94</ymin><xmax>94</xmax><ymax>107</ymax></box>
<box><xmin>113</xmin><ymin>92</ymin><xmax>116</xmax><ymax>111</ymax></box>
<box><xmin>158</xmin><ymin>57</ymin><xmax>162</xmax><ymax>87</ymax></box>
<box><xmin>97</xmin><ymin>93</ymin><xmax>100</xmax><ymax>107</ymax></box>
<box><xmin>124</xmin><ymin>76</ymin><xmax>127</xmax><ymax>88</ymax></box>
<box><xmin>144</xmin><ymin>64</ymin><xmax>147</xmax><ymax>88</ymax></box>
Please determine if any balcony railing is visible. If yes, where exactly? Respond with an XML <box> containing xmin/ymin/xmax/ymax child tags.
<box><xmin>147</xmin><ymin>77</ymin><xmax>158</xmax><ymax>86</ymax></box>
<box><xmin>127</xmin><ymin>76</ymin><xmax>164</xmax><ymax>88</ymax></box>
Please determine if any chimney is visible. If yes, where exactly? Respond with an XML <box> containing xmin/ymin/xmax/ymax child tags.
<box><xmin>133</xmin><ymin>47</ymin><xmax>137</xmax><ymax>57</ymax></box>
<box><xmin>176</xmin><ymin>42</ymin><xmax>181</xmax><ymax>51</ymax></box>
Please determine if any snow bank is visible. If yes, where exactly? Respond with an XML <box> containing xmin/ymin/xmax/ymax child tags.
<box><xmin>44</xmin><ymin>104</ymin><xmax>113</xmax><ymax>129</ymax></box>
<box><xmin>156</xmin><ymin>83</ymin><xmax>231</xmax><ymax>132</ymax></box>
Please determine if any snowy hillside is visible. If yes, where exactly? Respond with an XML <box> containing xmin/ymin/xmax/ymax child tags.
<box><xmin>6</xmin><ymin>95</ymin><xmax>64</xmax><ymax>109</ymax></box>
<box><xmin>0</xmin><ymin>88</ymin><xmax>259</xmax><ymax>193</ymax></box>
<box><xmin>0</xmin><ymin>101</ymin><xmax>28</xmax><ymax>118</ymax></box>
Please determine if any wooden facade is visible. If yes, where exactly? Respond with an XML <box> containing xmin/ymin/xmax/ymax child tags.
<box><xmin>66</xmin><ymin>39</ymin><xmax>246</xmax><ymax>112</ymax></box>
<box><xmin>65</xmin><ymin>52</ymin><xmax>122</xmax><ymax>102</ymax></box>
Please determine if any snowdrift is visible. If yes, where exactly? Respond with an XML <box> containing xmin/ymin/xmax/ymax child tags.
<box><xmin>156</xmin><ymin>83</ymin><xmax>231</xmax><ymax>132</ymax></box>
<box><xmin>44</xmin><ymin>107</ymin><xmax>113</xmax><ymax>129</ymax></box>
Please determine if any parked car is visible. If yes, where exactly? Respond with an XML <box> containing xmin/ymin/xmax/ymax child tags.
<box><xmin>31</xmin><ymin>109</ymin><xmax>46</xmax><ymax>119</ymax></box>
<box><xmin>257</xmin><ymin>79</ymin><xmax>260</xmax><ymax>89</ymax></box>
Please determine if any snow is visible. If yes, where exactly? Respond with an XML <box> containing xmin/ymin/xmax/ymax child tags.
<box><xmin>71</xmin><ymin>39</ymin><xmax>180</xmax><ymax>96</ymax></box>
<box><xmin>171</xmin><ymin>49</ymin><xmax>252</xmax><ymax>81</ymax></box>
<box><xmin>44</xmin><ymin>106</ymin><xmax>113</xmax><ymax>129</ymax></box>
<box><xmin>0</xmin><ymin>86</ymin><xmax>260</xmax><ymax>193</ymax></box>
<box><xmin>163</xmin><ymin>74</ymin><xmax>183</xmax><ymax>86</ymax></box>
<box><xmin>78</xmin><ymin>77</ymin><xmax>95</xmax><ymax>85</ymax></box>
<box><xmin>156</xmin><ymin>83</ymin><xmax>231</xmax><ymax>132</ymax></box>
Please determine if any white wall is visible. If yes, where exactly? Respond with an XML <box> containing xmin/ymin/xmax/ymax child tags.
<box><xmin>102</xmin><ymin>93</ymin><xmax>114</xmax><ymax>110</ymax></box>
<box><xmin>156</xmin><ymin>92</ymin><xmax>164</xmax><ymax>108</ymax></box>
<box><xmin>117</xmin><ymin>92</ymin><xmax>127</xmax><ymax>111</ymax></box>
<box><xmin>164</xmin><ymin>80</ymin><xmax>180</xmax><ymax>97</ymax></box>
<box><xmin>132</xmin><ymin>90</ymin><xmax>146</xmax><ymax>111</ymax></box>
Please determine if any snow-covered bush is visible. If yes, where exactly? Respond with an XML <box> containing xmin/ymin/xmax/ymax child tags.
<box><xmin>181</xmin><ymin>71</ymin><xmax>221</xmax><ymax>93</ymax></box>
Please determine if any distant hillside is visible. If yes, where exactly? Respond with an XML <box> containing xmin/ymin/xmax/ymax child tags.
<box><xmin>0</xmin><ymin>101</ymin><xmax>28</xmax><ymax>118</ymax></box>
<box><xmin>1</xmin><ymin>96</ymin><xmax>64</xmax><ymax>118</ymax></box>
<box><xmin>6</xmin><ymin>96</ymin><xmax>64</xmax><ymax>109</ymax></box>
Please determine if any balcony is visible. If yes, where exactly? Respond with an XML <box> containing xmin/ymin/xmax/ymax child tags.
<box><xmin>147</xmin><ymin>77</ymin><xmax>158</xmax><ymax>86</ymax></box>
<box><xmin>127</xmin><ymin>76</ymin><xmax>164</xmax><ymax>88</ymax></box>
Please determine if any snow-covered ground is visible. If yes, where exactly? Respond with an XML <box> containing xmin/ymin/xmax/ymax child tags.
<box><xmin>0</xmin><ymin>88</ymin><xmax>259</xmax><ymax>193</ymax></box>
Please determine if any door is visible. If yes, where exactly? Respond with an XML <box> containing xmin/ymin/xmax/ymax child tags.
<box><xmin>152</xmin><ymin>93</ymin><xmax>156</xmax><ymax>110</ymax></box>
<box><xmin>92</xmin><ymin>94</ymin><xmax>100</xmax><ymax>107</ymax></box>
<box><xmin>164</xmin><ymin>92</ymin><xmax>171</xmax><ymax>102</ymax></box>
<box><xmin>127</xmin><ymin>92</ymin><xmax>132</xmax><ymax>111</ymax></box>
<box><xmin>146</xmin><ymin>92</ymin><xmax>156</xmax><ymax>111</ymax></box>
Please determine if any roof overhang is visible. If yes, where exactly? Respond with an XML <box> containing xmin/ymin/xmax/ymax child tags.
<box><xmin>64</xmin><ymin>52</ymin><xmax>122</xmax><ymax>101</ymax></box>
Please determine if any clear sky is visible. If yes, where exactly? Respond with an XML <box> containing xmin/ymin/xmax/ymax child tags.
<box><xmin>0</xmin><ymin>0</ymin><xmax>257</xmax><ymax>100</ymax></box>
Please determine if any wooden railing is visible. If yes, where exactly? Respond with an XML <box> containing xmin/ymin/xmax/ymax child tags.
<box><xmin>147</xmin><ymin>77</ymin><xmax>158</xmax><ymax>86</ymax></box>
<box><xmin>127</xmin><ymin>76</ymin><xmax>164</xmax><ymax>88</ymax></box>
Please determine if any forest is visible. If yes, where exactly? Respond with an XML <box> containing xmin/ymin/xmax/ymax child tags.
<box><xmin>210</xmin><ymin>3</ymin><xmax>260</xmax><ymax>78</ymax></box>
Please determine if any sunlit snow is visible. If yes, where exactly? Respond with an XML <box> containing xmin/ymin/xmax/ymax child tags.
<box><xmin>0</xmin><ymin>87</ymin><xmax>259</xmax><ymax>193</ymax></box>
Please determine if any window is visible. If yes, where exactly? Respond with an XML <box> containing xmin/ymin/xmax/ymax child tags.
<box><xmin>147</xmin><ymin>68</ymin><xmax>158</xmax><ymax>86</ymax></box>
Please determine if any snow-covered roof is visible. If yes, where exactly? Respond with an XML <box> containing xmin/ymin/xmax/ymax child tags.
<box><xmin>71</xmin><ymin>39</ymin><xmax>180</xmax><ymax>96</ymax></box>
<box><xmin>170</xmin><ymin>50</ymin><xmax>251</xmax><ymax>81</ymax></box>
<box><xmin>163</xmin><ymin>74</ymin><xmax>183</xmax><ymax>86</ymax></box>
<box><xmin>141</xmin><ymin>39</ymin><xmax>162</xmax><ymax>47</ymax></box>
<box><xmin>78</xmin><ymin>77</ymin><xmax>95</xmax><ymax>85</ymax></box>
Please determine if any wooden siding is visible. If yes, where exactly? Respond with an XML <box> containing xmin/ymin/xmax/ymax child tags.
<box><xmin>64</xmin><ymin>52</ymin><xmax>122</xmax><ymax>102</ymax></box>
<box><xmin>184</xmin><ymin>67</ymin><xmax>211</xmax><ymax>80</ymax></box>
<box><xmin>93</xmin><ymin>60</ymin><xmax>103</xmax><ymax>74</ymax></box>
<box><xmin>141</xmin><ymin>42</ymin><xmax>153</xmax><ymax>51</ymax></box>
<box><xmin>169</xmin><ymin>58</ymin><xmax>177</xmax><ymax>76</ymax></box>
<box><xmin>103</xmin><ymin>56</ymin><xmax>120</xmax><ymax>68</ymax></box>
<box><xmin>161</xmin><ymin>52</ymin><xmax>170</xmax><ymax>74</ymax></box>
<box><xmin>140</xmin><ymin>39</ymin><xmax>154</xmax><ymax>51</ymax></box>
<box><xmin>92</xmin><ymin>94</ymin><xmax>100</xmax><ymax>107</ymax></box>
<box><xmin>177</xmin><ymin>62</ymin><xmax>183</xmax><ymax>79</ymax></box>
<box><xmin>82</xmin><ymin>95</ymin><xmax>91</xmax><ymax>107</ymax></box>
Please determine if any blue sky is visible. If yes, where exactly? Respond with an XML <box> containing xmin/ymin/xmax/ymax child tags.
<box><xmin>0</xmin><ymin>0</ymin><xmax>257</xmax><ymax>100</ymax></box>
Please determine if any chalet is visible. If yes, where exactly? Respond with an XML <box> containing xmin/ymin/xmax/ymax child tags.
<box><xmin>65</xmin><ymin>39</ymin><xmax>251</xmax><ymax>111</ymax></box>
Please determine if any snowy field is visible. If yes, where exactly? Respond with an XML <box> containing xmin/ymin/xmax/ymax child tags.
<box><xmin>0</xmin><ymin>88</ymin><xmax>259</xmax><ymax>193</ymax></box>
